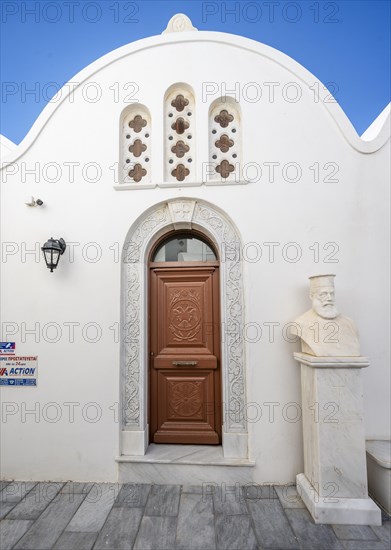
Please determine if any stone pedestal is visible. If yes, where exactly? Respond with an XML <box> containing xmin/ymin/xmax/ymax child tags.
<box><xmin>294</xmin><ymin>352</ymin><xmax>381</xmax><ymax>525</ymax></box>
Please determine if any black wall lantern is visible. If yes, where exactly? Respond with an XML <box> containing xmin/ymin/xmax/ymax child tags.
<box><xmin>41</xmin><ymin>238</ymin><xmax>66</xmax><ymax>272</ymax></box>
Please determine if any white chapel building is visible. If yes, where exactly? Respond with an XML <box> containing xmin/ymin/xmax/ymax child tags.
<box><xmin>1</xmin><ymin>14</ymin><xmax>390</xmax><ymax>507</ymax></box>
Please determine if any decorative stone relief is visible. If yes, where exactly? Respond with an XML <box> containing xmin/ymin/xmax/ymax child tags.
<box><xmin>168</xmin><ymin>288</ymin><xmax>202</xmax><ymax>343</ymax></box>
<box><xmin>169</xmin><ymin>381</ymin><xmax>203</xmax><ymax>417</ymax></box>
<box><xmin>165</xmin><ymin>85</ymin><xmax>195</xmax><ymax>183</ymax></box>
<box><xmin>121</xmin><ymin>105</ymin><xmax>151</xmax><ymax>185</ymax></box>
<box><xmin>162</xmin><ymin>13</ymin><xmax>198</xmax><ymax>34</ymax></box>
<box><xmin>122</xmin><ymin>205</ymin><xmax>170</xmax><ymax>426</ymax></box>
<box><xmin>168</xmin><ymin>200</ymin><xmax>196</xmax><ymax>229</ymax></box>
<box><xmin>122</xmin><ymin>199</ymin><xmax>247</xmax><ymax>433</ymax></box>
<box><xmin>209</xmin><ymin>100</ymin><xmax>241</xmax><ymax>183</ymax></box>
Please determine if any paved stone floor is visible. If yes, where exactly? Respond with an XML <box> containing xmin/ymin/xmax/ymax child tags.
<box><xmin>0</xmin><ymin>481</ymin><xmax>390</xmax><ymax>549</ymax></box>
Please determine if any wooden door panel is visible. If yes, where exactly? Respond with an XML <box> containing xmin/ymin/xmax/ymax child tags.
<box><xmin>156</xmin><ymin>273</ymin><xmax>214</xmax><ymax>355</ymax></box>
<box><xmin>159</xmin><ymin>371</ymin><xmax>215</xmax><ymax>422</ymax></box>
<box><xmin>150</xmin><ymin>265</ymin><xmax>221</xmax><ymax>444</ymax></box>
<box><xmin>154</xmin><ymin>370</ymin><xmax>218</xmax><ymax>444</ymax></box>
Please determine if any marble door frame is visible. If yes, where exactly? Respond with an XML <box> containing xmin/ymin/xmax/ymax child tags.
<box><xmin>120</xmin><ymin>198</ymin><xmax>248</xmax><ymax>458</ymax></box>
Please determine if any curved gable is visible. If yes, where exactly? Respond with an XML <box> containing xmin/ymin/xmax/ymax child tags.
<box><xmin>2</xmin><ymin>14</ymin><xmax>390</xmax><ymax>168</ymax></box>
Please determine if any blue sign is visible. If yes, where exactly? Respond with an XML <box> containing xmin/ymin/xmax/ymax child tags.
<box><xmin>0</xmin><ymin>356</ymin><xmax>38</xmax><ymax>386</ymax></box>
<box><xmin>0</xmin><ymin>342</ymin><xmax>15</xmax><ymax>354</ymax></box>
<box><xmin>0</xmin><ymin>378</ymin><xmax>37</xmax><ymax>386</ymax></box>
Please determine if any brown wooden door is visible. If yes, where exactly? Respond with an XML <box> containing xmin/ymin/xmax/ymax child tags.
<box><xmin>149</xmin><ymin>263</ymin><xmax>221</xmax><ymax>444</ymax></box>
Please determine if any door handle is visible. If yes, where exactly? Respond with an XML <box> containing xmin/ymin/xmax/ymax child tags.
<box><xmin>172</xmin><ymin>361</ymin><xmax>198</xmax><ymax>367</ymax></box>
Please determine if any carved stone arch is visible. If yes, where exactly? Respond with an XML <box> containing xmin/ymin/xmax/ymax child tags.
<box><xmin>121</xmin><ymin>198</ymin><xmax>248</xmax><ymax>458</ymax></box>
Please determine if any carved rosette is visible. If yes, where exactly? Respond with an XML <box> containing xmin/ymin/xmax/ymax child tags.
<box><xmin>209</xmin><ymin>102</ymin><xmax>241</xmax><ymax>183</ymax></box>
<box><xmin>168</xmin><ymin>381</ymin><xmax>203</xmax><ymax>417</ymax></box>
<box><xmin>165</xmin><ymin>86</ymin><xmax>195</xmax><ymax>183</ymax></box>
<box><xmin>121</xmin><ymin>106</ymin><xmax>151</xmax><ymax>185</ymax></box>
<box><xmin>168</xmin><ymin>288</ymin><xmax>202</xmax><ymax>342</ymax></box>
<box><xmin>122</xmin><ymin>200</ymin><xmax>247</xmax><ymax>432</ymax></box>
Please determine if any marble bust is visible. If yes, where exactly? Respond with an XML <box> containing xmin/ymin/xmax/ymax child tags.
<box><xmin>293</xmin><ymin>274</ymin><xmax>361</xmax><ymax>356</ymax></box>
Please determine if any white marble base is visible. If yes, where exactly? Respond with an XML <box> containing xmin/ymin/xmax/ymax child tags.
<box><xmin>293</xmin><ymin>353</ymin><xmax>382</xmax><ymax>525</ymax></box>
<box><xmin>294</xmin><ymin>354</ymin><xmax>371</xmax><ymax>499</ymax></box>
<box><xmin>366</xmin><ymin>440</ymin><xmax>391</xmax><ymax>514</ymax></box>
<box><xmin>222</xmin><ymin>431</ymin><xmax>248</xmax><ymax>459</ymax></box>
<box><xmin>297</xmin><ymin>474</ymin><xmax>381</xmax><ymax>525</ymax></box>
<box><xmin>121</xmin><ymin>429</ymin><xmax>149</xmax><ymax>455</ymax></box>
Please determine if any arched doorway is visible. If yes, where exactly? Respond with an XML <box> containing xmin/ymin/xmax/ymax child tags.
<box><xmin>120</xmin><ymin>198</ymin><xmax>248</xmax><ymax>459</ymax></box>
<box><xmin>148</xmin><ymin>231</ymin><xmax>222</xmax><ymax>444</ymax></box>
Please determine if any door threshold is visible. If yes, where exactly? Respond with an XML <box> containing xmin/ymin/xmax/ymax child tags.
<box><xmin>116</xmin><ymin>444</ymin><xmax>254</xmax><ymax>467</ymax></box>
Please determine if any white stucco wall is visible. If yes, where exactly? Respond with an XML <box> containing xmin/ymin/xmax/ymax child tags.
<box><xmin>1</xmin><ymin>27</ymin><xmax>389</xmax><ymax>482</ymax></box>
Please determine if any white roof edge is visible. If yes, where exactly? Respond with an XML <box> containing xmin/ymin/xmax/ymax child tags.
<box><xmin>0</xmin><ymin>134</ymin><xmax>18</xmax><ymax>163</ymax></box>
<box><xmin>1</xmin><ymin>29</ymin><xmax>390</xmax><ymax>168</ymax></box>
<box><xmin>0</xmin><ymin>134</ymin><xmax>17</xmax><ymax>150</ymax></box>
<box><xmin>361</xmin><ymin>103</ymin><xmax>391</xmax><ymax>142</ymax></box>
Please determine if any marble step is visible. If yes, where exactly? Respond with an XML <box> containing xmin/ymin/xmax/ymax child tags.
<box><xmin>116</xmin><ymin>444</ymin><xmax>255</xmax><ymax>484</ymax></box>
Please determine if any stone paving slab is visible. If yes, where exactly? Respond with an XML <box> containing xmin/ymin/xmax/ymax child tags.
<box><xmin>0</xmin><ymin>483</ymin><xmax>389</xmax><ymax>549</ymax></box>
<box><xmin>213</xmin><ymin>486</ymin><xmax>248</xmax><ymax>515</ymax></box>
<box><xmin>114</xmin><ymin>484</ymin><xmax>150</xmax><ymax>508</ymax></box>
<box><xmin>242</xmin><ymin>483</ymin><xmax>278</xmax><ymax>500</ymax></box>
<box><xmin>93</xmin><ymin>507</ymin><xmax>143</xmax><ymax>549</ymax></box>
<box><xmin>0</xmin><ymin>519</ymin><xmax>34</xmax><ymax>550</ymax></box>
<box><xmin>0</xmin><ymin>481</ymin><xmax>11</xmax><ymax>492</ymax></box>
<box><xmin>331</xmin><ymin>523</ymin><xmax>380</xmax><ymax>541</ymax></box>
<box><xmin>275</xmin><ymin>485</ymin><xmax>306</xmax><ymax>509</ymax></box>
<box><xmin>133</xmin><ymin>516</ymin><xmax>177</xmax><ymax>550</ymax></box>
<box><xmin>175</xmin><ymin>492</ymin><xmax>216</xmax><ymax>550</ymax></box>
<box><xmin>61</xmin><ymin>482</ymin><xmax>92</xmax><ymax>495</ymax></box>
<box><xmin>65</xmin><ymin>483</ymin><xmax>119</xmax><ymax>533</ymax></box>
<box><xmin>0</xmin><ymin>502</ymin><xmax>17</xmax><ymax>520</ymax></box>
<box><xmin>215</xmin><ymin>514</ymin><xmax>258</xmax><ymax>549</ymax></box>
<box><xmin>53</xmin><ymin>531</ymin><xmax>99</xmax><ymax>550</ymax></box>
<box><xmin>246</xmin><ymin>497</ymin><xmax>300</xmax><ymax>549</ymax></box>
<box><xmin>1</xmin><ymin>482</ymin><xmax>36</xmax><ymax>503</ymax></box>
<box><xmin>285</xmin><ymin>509</ymin><xmax>343</xmax><ymax>549</ymax></box>
<box><xmin>341</xmin><ymin>541</ymin><xmax>389</xmax><ymax>550</ymax></box>
<box><xmin>14</xmin><ymin>494</ymin><xmax>85</xmax><ymax>549</ymax></box>
<box><xmin>144</xmin><ymin>484</ymin><xmax>180</xmax><ymax>517</ymax></box>
<box><xmin>372</xmin><ymin>521</ymin><xmax>391</xmax><ymax>544</ymax></box>
<box><xmin>7</xmin><ymin>482</ymin><xmax>63</xmax><ymax>520</ymax></box>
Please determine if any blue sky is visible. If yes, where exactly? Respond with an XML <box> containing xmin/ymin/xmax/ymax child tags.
<box><xmin>1</xmin><ymin>0</ymin><xmax>390</xmax><ymax>144</ymax></box>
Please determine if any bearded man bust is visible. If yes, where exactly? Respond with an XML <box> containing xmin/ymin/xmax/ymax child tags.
<box><xmin>293</xmin><ymin>274</ymin><xmax>361</xmax><ymax>357</ymax></box>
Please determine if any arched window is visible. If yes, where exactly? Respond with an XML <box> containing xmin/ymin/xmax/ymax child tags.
<box><xmin>164</xmin><ymin>84</ymin><xmax>195</xmax><ymax>183</ymax></box>
<box><xmin>208</xmin><ymin>98</ymin><xmax>241</xmax><ymax>182</ymax></box>
<box><xmin>121</xmin><ymin>104</ymin><xmax>151</xmax><ymax>185</ymax></box>
<box><xmin>152</xmin><ymin>233</ymin><xmax>217</xmax><ymax>262</ymax></box>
